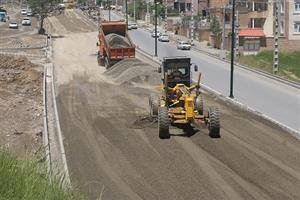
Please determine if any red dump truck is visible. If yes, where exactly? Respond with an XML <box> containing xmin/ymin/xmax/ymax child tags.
<box><xmin>97</xmin><ymin>21</ymin><xmax>135</xmax><ymax>68</ymax></box>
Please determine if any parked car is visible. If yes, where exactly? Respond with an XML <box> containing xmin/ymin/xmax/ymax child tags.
<box><xmin>151</xmin><ymin>30</ymin><xmax>161</xmax><ymax>38</ymax></box>
<box><xmin>158</xmin><ymin>34</ymin><xmax>169</xmax><ymax>42</ymax></box>
<box><xmin>9</xmin><ymin>21</ymin><xmax>18</xmax><ymax>29</ymax></box>
<box><xmin>21</xmin><ymin>9</ymin><xmax>27</xmax><ymax>15</ymax></box>
<box><xmin>177</xmin><ymin>41</ymin><xmax>191</xmax><ymax>50</ymax></box>
<box><xmin>22</xmin><ymin>17</ymin><xmax>31</xmax><ymax>26</ymax></box>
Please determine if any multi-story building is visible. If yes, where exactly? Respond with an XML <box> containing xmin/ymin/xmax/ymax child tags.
<box><xmin>288</xmin><ymin>0</ymin><xmax>300</xmax><ymax>40</ymax></box>
<box><xmin>199</xmin><ymin>0</ymin><xmax>300</xmax><ymax>52</ymax></box>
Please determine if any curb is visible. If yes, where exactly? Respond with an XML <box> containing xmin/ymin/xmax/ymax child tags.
<box><xmin>43</xmin><ymin>64</ymin><xmax>52</xmax><ymax>180</ymax></box>
<box><xmin>136</xmin><ymin>47</ymin><xmax>300</xmax><ymax>139</ymax></box>
<box><xmin>50</xmin><ymin>63</ymin><xmax>71</xmax><ymax>185</ymax></box>
<box><xmin>46</xmin><ymin>35</ymin><xmax>71</xmax><ymax>185</ymax></box>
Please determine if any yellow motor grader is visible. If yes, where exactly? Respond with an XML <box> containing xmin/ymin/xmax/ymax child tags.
<box><xmin>149</xmin><ymin>57</ymin><xmax>220</xmax><ymax>139</ymax></box>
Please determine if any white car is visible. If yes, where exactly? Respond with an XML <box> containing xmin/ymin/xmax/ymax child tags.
<box><xmin>131</xmin><ymin>23</ymin><xmax>138</xmax><ymax>29</ymax></box>
<box><xmin>158</xmin><ymin>34</ymin><xmax>169</xmax><ymax>42</ymax></box>
<box><xmin>9</xmin><ymin>21</ymin><xmax>18</xmax><ymax>29</ymax></box>
<box><xmin>21</xmin><ymin>9</ymin><xmax>27</xmax><ymax>15</ymax></box>
<box><xmin>22</xmin><ymin>17</ymin><xmax>31</xmax><ymax>26</ymax></box>
<box><xmin>27</xmin><ymin>11</ymin><xmax>33</xmax><ymax>16</ymax></box>
<box><xmin>128</xmin><ymin>23</ymin><xmax>133</xmax><ymax>30</ymax></box>
<box><xmin>151</xmin><ymin>30</ymin><xmax>161</xmax><ymax>38</ymax></box>
<box><xmin>177</xmin><ymin>41</ymin><xmax>191</xmax><ymax>50</ymax></box>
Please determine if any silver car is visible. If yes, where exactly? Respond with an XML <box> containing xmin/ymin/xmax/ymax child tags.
<box><xmin>177</xmin><ymin>41</ymin><xmax>191</xmax><ymax>50</ymax></box>
<box><xmin>9</xmin><ymin>21</ymin><xmax>18</xmax><ymax>29</ymax></box>
<box><xmin>22</xmin><ymin>17</ymin><xmax>31</xmax><ymax>26</ymax></box>
<box><xmin>158</xmin><ymin>34</ymin><xmax>169</xmax><ymax>42</ymax></box>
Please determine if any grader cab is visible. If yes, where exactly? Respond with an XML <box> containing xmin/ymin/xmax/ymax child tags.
<box><xmin>149</xmin><ymin>57</ymin><xmax>220</xmax><ymax>139</ymax></box>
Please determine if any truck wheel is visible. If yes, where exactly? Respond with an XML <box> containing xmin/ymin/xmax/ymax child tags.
<box><xmin>208</xmin><ymin>107</ymin><xmax>220</xmax><ymax>138</ymax></box>
<box><xmin>158</xmin><ymin>107</ymin><xmax>170</xmax><ymax>139</ymax></box>
<box><xmin>104</xmin><ymin>57</ymin><xmax>110</xmax><ymax>69</ymax></box>
<box><xmin>97</xmin><ymin>55</ymin><xmax>104</xmax><ymax>66</ymax></box>
<box><xmin>195</xmin><ymin>96</ymin><xmax>204</xmax><ymax>115</ymax></box>
<box><xmin>149</xmin><ymin>96</ymin><xmax>159</xmax><ymax>116</ymax></box>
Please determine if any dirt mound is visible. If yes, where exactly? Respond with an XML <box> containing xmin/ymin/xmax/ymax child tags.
<box><xmin>0</xmin><ymin>55</ymin><xmax>42</xmax><ymax>97</ymax></box>
<box><xmin>105</xmin><ymin>33</ymin><xmax>131</xmax><ymax>48</ymax></box>
<box><xmin>104</xmin><ymin>58</ymin><xmax>161</xmax><ymax>86</ymax></box>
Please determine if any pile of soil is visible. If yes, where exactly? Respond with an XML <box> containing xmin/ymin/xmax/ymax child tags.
<box><xmin>0</xmin><ymin>55</ymin><xmax>42</xmax><ymax>97</ymax></box>
<box><xmin>105</xmin><ymin>33</ymin><xmax>131</xmax><ymax>48</ymax></box>
<box><xmin>0</xmin><ymin>55</ymin><xmax>43</xmax><ymax>155</ymax></box>
<box><xmin>104</xmin><ymin>58</ymin><xmax>161</xmax><ymax>86</ymax></box>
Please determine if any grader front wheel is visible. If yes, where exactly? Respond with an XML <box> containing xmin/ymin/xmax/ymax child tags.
<box><xmin>195</xmin><ymin>96</ymin><xmax>204</xmax><ymax>115</ymax></box>
<box><xmin>208</xmin><ymin>107</ymin><xmax>220</xmax><ymax>138</ymax></box>
<box><xmin>158</xmin><ymin>107</ymin><xmax>170</xmax><ymax>139</ymax></box>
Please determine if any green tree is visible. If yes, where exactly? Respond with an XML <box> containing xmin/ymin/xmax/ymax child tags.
<box><xmin>128</xmin><ymin>0</ymin><xmax>147</xmax><ymax>20</ymax></box>
<box><xmin>28</xmin><ymin>0</ymin><xmax>60</xmax><ymax>34</ymax></box>
<box><xmin>210</xmin><ymin>15</ymin><xmax>221</xmax><ymax>36</ymax></box>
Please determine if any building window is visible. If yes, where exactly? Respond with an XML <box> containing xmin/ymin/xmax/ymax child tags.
<box><xmin>294</xmin><ymin>22</ymin><xmax>300</xmax><ymax>33</ymax></box>
<box><xmin>295</xmin><ymin>1</ymin><xmax>300</xmax><ymax>12</ymax></box>
<box><xmin>243</xmin><ymin>40</ymin><xmax>260</xmax><ymax>52</ymax></box>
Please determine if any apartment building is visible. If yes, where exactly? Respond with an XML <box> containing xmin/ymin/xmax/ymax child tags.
<box><xmin>288</xmin><ymin>0</ymin><xmax>300</xmax><ymax>40</ymax></box>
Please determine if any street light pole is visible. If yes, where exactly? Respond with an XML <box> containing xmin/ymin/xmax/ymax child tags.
<box><xmin>154</xmin><ymin>0</ymin><xmax>158</xmax><ymax>57</ymax></box>
<box><xmin>229</xmin><ymin>0</ymin><xmax>235</xmax><ymax>98</ymax></box>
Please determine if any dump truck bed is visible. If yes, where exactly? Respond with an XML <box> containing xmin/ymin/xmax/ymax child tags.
<box><xmin>98</xmin><ymin>21</ymin><xmax>135</xmax><ymax>67</ymax></box>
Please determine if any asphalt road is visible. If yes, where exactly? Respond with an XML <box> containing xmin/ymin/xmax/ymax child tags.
<box><xmin>103</xmin><ymin>10</ymin><xmax>300</xmax><ymax>134</ymax></box>
<box><xmin>50</xmin><ymin>10</ymin><xmax>300</xmax><ymax>200</ymax></box>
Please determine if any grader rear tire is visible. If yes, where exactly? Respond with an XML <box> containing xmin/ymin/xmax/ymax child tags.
<box><xmin>149</xmin><ymin>96</ymin><xmax>159</xmax><ymax>116</ymax></box>
<box><xmin>208</xmin><ymin>107</ymin><xmax>220</xmax><ymax>138</ymax></box>
<box><xmin>195</xmin><ymin>96</ymin><xmax>204</xmax><ymax>115</ymax></box>
<box><xmin>158</xmin><ymin>107</ymin><xmax>170</xmax><ymax>139</ymax></box>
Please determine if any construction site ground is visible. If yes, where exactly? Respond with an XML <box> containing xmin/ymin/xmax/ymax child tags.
<box><xmin>45</xmin><ymin>9</ymin><xmax>300</xmax><ymax>200</ymax></box>
<box><xmin>0</xmin><ymin>3</ymin><xmax>47</xmax><ymax>155</ymax></box>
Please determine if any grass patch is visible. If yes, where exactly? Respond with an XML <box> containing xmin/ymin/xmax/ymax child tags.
<box><xmin>237</xmin><ymin>51</ymin><xmax>300</xmax><ymax>83</ymax></box>
<box><xmin>0</xmin><ymin>150</ymin><xmax>85</xmax><ymax>200</ymax></box>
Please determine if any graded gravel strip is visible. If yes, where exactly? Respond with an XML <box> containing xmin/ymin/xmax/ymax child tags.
<box><xmin>52</xmin><ymin>31</ymin><xmax>300</xmax><ymax>200</ymax></box>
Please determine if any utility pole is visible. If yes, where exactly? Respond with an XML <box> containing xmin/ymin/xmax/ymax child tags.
<box><xmin>154</xmin><ymin>0</ymin><xmax>158</xmax><ymax>57</ymax></box>
<box><xmin>125</xmin><ymin>0</ymin><xmax>128</xmax><ymax>26</ymax></box>
<box><xmin>164</xmin><ymin>0</ymin><xmax>168</xmax><ymax>32</ymax></box>
<box><xmin>235</xmin><ymin>10</ymin><xmax>239</xmax><ymax>60</ymax></box>
<box><xmin>273</xmin><ymin>0</ymin><xmax>279</xmax><ymax>74</ymax></box>
<box><xmin>221</xmin><ymin>6</ymin><xmax>226</xmax><ymax>51</ymax></box>
<box><xmin>108</xmin><ymin>0</ymin><xmax>111</xmax><ymax>21</ymax></box>
<box><xmin>229</xmin><ymin>0</ymin><xmax>236</xmax><ymax>98</ymax></box>
<box><xmin>190</xmin><ymin>0</ymin><xmax>194</xmax><ymax>45</ymax></box>
<box><xmin>133</xmin><ymin>0</ymin><xmax>136</xmax><ymax>21</ymax></box>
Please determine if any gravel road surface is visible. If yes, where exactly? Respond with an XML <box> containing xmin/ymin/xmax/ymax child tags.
<box><xmin>50</xmin><ymin>13</ymin><xmax>300</xmax><ymax>199</ymax></box>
